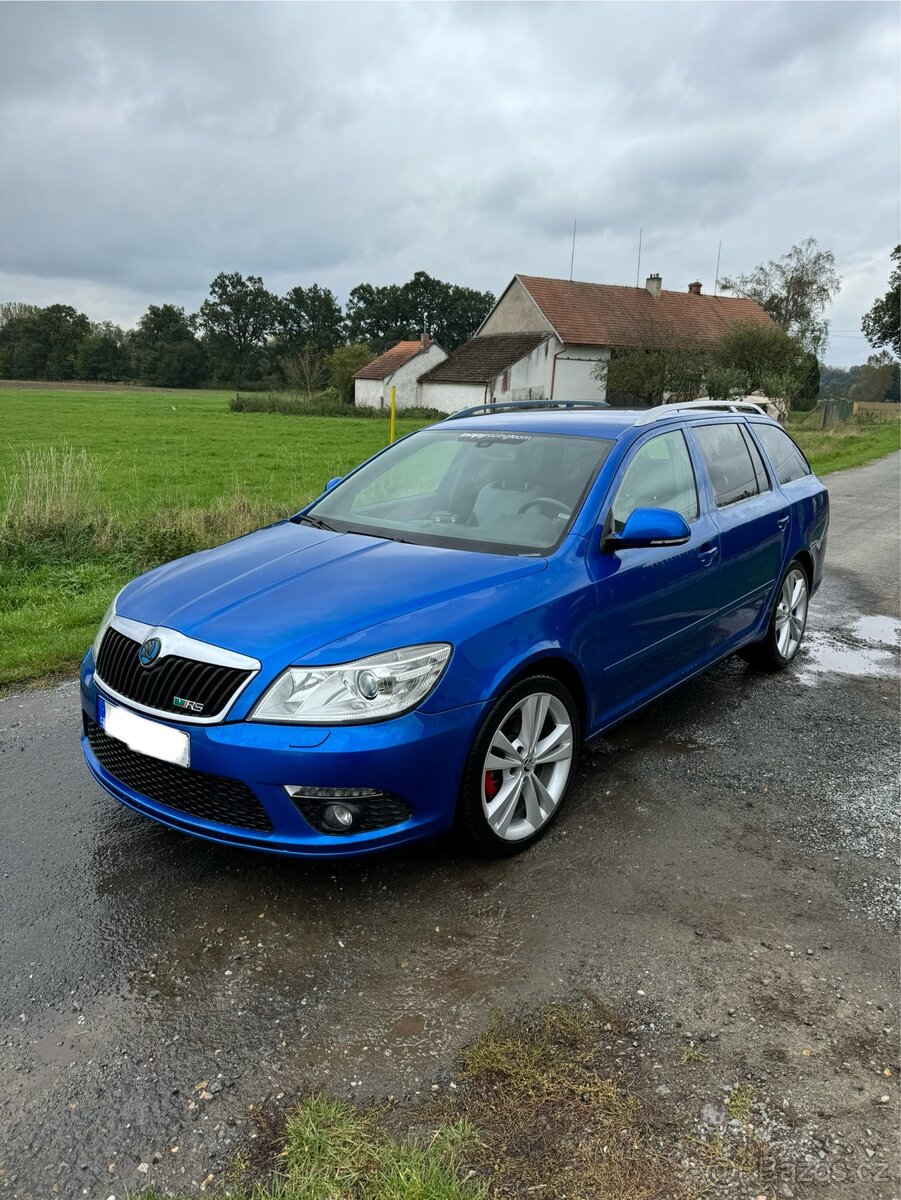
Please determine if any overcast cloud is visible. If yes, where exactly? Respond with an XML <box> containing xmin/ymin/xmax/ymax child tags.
<box><xmin>1</xmin><ymin>0</ymin><xmax>898</xmax><ymax>365</ymax></box>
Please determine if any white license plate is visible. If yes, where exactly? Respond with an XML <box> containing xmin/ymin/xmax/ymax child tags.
<box><xmin>99</xmin><ymin>698</ymin><xmax>190</xmax><ymax>768</ymax></box>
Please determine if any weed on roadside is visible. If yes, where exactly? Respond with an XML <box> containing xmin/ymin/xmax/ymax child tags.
<box><xmin>679</xmin><ymin>1045</ymin><xmax>712</xmax><ymax>1067</ymax></box>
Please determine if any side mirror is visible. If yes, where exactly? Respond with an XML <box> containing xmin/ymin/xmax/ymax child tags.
<box><xmin>324</xmin><ymin>476</ymin><xmax>343</xmax><ymax>493</ymax></box>
<box><xmin>602</xmin><ymin>507</ymin><xmax>691</xmax><ymax>552</ymax></box>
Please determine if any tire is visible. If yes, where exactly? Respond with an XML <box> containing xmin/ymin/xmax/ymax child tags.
<box><xmin>458</xmin><ymin>675</ymin><xmax>580</xmax><ymax>857</ymax></box>
<box><xmin>740</xmin><ymin>559</ymin><xmax>810</xmax><ymax>671</ymax></box>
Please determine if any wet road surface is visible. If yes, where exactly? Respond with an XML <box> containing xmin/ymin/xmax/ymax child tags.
<box><xmin>1</xmin><ymin>453</ymin><xmax>898</xmax><ymax>1198</ymax></box>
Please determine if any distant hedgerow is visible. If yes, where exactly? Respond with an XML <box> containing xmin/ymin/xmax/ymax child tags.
<box><xmin>229</xmin><ymin>391</ymin><xmax>444</xmax><ymax>421</ymax></box>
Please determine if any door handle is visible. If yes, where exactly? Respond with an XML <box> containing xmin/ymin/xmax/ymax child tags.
<box><xmin>777</xmin><ymin>514</ymin><xmax>790</xmax><ymax>530</ymax></box>
<box><xmin>698</xmin><ymin>544</ymin><xmax>719</xmax><ymax>566</ymax></box>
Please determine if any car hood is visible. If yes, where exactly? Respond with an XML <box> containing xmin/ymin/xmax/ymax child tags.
<box><xmin>118</xmin><ymin>520</ymin><xmax>547</xmax><ymax>667</ymax></box>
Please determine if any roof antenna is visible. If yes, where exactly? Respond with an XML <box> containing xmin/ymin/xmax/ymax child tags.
<box><xmin>713</xmin><ymin>239</ymin><xmax>722</xmax><ymax>297</ymax></box>
<box><xmin>569</xmin><ymin>216</ymin><xmax>577</xmax><ymax>281</ymax></box>
<box><xmin>635</xmin><ymin>227</ymin><xmax>643</xmax><ymax>287</ymax></box>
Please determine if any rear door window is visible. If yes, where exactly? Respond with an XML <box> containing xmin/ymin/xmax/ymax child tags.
<box><xmin>753</xmin><ymin>424</ymin><xmax>812</xmax><ymax>485</ymax></box>
<box><xmin>692</xmin><ymin>422</ymin><xmax>761</xmax><ymax>508</ymax></box>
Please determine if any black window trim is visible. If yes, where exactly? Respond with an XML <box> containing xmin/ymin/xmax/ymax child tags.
<box><xmin>738</xmin><ymin>423</ymin><xmax>772</xmax><ymax>493</ymax></box>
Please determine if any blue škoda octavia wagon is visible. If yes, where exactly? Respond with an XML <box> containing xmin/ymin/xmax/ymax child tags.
<box><xmin>80</xmin><ymin>400</ymin><xmax>829</xmax><ymax>858</ymax></box>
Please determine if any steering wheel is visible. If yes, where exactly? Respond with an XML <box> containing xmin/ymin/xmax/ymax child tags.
<box><xmin>518</xmin><ymin>496</ymin><xmax>572</xmax><ymax>519</ymax></box>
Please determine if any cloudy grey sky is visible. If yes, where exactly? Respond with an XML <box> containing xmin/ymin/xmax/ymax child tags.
<box><xmin>1</xmin><ymin>0</ymin><xmax>898</xmax><ymax>365</ymax></box>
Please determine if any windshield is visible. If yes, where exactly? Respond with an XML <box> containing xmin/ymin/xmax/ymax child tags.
<box><xmin>302</xmin><ymin>427</ymin><xmax>614</xmax><ymax>556</ymax></box>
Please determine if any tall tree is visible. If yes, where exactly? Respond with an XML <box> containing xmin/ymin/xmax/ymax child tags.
<box><xmin>198</xmin><ymin>272</ymin><xmax>277</xmax><ymax>386</ymax></box>
<box><xmin>345</xmin><ymin>272</ymin><xmax>494</xmax><ymax>352</ymax></box>
<box><xmin>326</xmin><ymin>343</ymin><xmax>373</xmax><ymax>403</ymax></box>
<box><xmin>861</xmin><ymin>245</ymin><xmax>900</xmax><ymax>359</ymax></box>
<box><xmin>598</xmin><ymin>321</ymin><xmax>706</xmax><ymax>406</ymax></box>
<box><xmin>277</xmin><ymin>284</ymin><xmax>344</xmax><ymax>354</ymax></box>
<box><xmin>719</xmin><ymin>238</ymin><xmax>841</xmax><ymax>356</ymax></box>
<box><xmin>345</xmin><ymin>282</ymin><xmax>409</xmax><ymax>350</ymax></box>
<box><xmin>706</xmin><ymin>322</ymin><xmax>814</xmax><ymax>409</ymax></box>
<box><xmin>76</xmin><ymin>334</ymin><xmax>130</xmax><ymax>381</ymax></box>
<box><xmin>849</xmin><ymin>353</ymin><xmax>900</xmax><ymax>405</ymax></box>
<box><xmin>0</xmin><ymin>304</ymin><xmax>89</xmax><ymax>380</ymax></box>
<box><xmin>131</xmin><ymin>303</ymin><xmax>207</xmax><ymax>388</ymax></box>
<box><xmin>0</xmin><ymin>301</ymin><xmax>41</xmax><ymax>330</ymax></box>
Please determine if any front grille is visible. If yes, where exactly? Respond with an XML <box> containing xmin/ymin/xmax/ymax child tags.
<box><xmin>289</xmin><ymin>790</ymin><xmax>412</xmax><ymax>833</ymax></box>
<box><xmin>86</xmin><ymin>718</ymin><xmax>274</xmax><ymax>833</ymax></box>
<box><xmin>96</xmin><ymin>626</ymin><xmax>251</xmax><ymax>720</ymax></box>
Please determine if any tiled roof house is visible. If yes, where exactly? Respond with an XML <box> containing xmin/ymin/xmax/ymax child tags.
<box><xmin>353</xmin><ymin>335</ymin><xmax>447</xmax><ymax>410</ymax></box>
<box><xmin>418</xmin><ymin>273</ymin><xmax>774</xmax><ymax>412</ymax></box>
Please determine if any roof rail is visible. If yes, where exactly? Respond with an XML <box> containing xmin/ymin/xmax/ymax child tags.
<box><xmin>445</xmin><ymin>399</ymin><xmax>610</xmax><ymax>421</ymax></box>
<box><xmin>634</xmin><ymin>399</ymin><xmax>767</xmax><ymax>426</ymax></box>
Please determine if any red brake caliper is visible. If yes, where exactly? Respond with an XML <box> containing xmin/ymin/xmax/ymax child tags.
<box><xmin>484</xmin><ymin>770</ymin><xmax>502</xmax><ymax>800</ymax></box>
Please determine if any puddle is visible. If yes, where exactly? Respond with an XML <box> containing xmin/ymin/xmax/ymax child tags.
<box><xmin>798</xmin><ymin>614</ymin><xmax>900</xmax><ymax>684</ymax></box>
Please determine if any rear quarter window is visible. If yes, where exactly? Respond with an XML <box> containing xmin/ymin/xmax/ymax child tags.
<box><xmin>753</xmin><ymin>424</ymin><xmax>812</xmax><ymax>485</ymax></box>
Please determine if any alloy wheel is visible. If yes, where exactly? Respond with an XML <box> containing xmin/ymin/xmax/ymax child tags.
<box><xmin>481</xmin><ymin>691</ymin><xmax>574</xmax><ymax>842</ymax></box>
<box><xmin>775</xmin><ymin>566</ymin><xmax>808</xmax><ymax>659</ymax></box>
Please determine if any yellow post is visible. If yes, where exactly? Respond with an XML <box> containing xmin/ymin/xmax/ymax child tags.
<box><xmin>389</xmin><ymin>385</ymin><xmax>396</xmax><ymax>444</ymax></box>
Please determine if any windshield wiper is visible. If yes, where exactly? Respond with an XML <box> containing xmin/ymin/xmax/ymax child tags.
<box><xmin>297</xmin><ymin>513</ymin><xmax>338</xmax><ymax>532</ymax></box>
<box><xmin>344</xmin><ymin>526</ymin><xmax>411</xmax><ymax>544</ymax></box>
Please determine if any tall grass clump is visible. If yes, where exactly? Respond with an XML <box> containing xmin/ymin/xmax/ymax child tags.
<box><xmin>125</xmin><ymin>492</ymin><xmax>289</xmax><ymax>567</ymax></box>
<box><xmin>0</xmin><ymin>444</ymin><xmax>285</xmax><ymax>568</ymax></box>
<box><xmin>0</xmin><ymin>445</ymin><xmax>112</xmax><ymax>559</ymax></box>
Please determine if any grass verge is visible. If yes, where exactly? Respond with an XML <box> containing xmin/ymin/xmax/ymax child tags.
<box><xmin>131</xmin><ymin>1000</ymin><xmax>785</xmax><ymax>1199</ymax></box>
<box><xmin>789</xmin><ymin>409</ymin><xmax>900</xmax><ymax>474</ymax></box>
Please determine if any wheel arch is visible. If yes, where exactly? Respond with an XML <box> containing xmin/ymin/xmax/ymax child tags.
<box><xmin>793</xmin><ymin>548</ymin><xmax>814</xmax><ymax>588</ymax></box>
<box><xmin>496</xmin><ymin>653</ymin><xmax>589</xmax><ymax>739</ymax></box>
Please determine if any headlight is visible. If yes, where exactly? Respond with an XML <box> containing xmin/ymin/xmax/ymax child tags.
<box><xmin>92</xmin><ymin>589</ymin><xmax>122</xmax><ymax>660</ymax></box>
<box><xmin>249</xmin><ymin>643</ymin><xmax>452</xmax><ymax>724</ymax></box>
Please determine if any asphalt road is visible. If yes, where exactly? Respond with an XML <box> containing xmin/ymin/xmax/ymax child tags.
<box><xmin>1</xmin><ymin>453</ymin><xmax>898</xmax><ymax>1199</ymax></box>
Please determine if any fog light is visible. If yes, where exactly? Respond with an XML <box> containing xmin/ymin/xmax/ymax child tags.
<box><xmin>320</xmin><ymin>802</ymin><xmax>360</xmax><ymax>832</ymax></box>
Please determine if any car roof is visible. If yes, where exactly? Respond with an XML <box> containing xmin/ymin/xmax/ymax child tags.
<box><xmin>442</xmin><ymin>406</ymin><xmax>780</xmax><ymax>441</ymax></box>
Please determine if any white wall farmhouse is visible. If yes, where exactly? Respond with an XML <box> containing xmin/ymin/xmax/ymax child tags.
<box><xmin>419</xmin><ymin>381</ymin><xmax>487</xmax><ymax>415</ymax></box>
<box><xmin>479</xmin><ymin>277</ymin><xmax>551</xmax><ymax>336</ymax></box>
<box><xmin>551</xmin><ymin>347</ymin><xmax>609</xmax><ymax>401</ymax></box>
<box><xmin>354</xmin><ymin>378</ymin><xmax>385</xmax><ymax>409</ymax></box>
<box><xmin>475</xmin><ymin>272</ymin><xmax>775</xmax><ymax>408</ymax></box>
<box><xmin>354</xmin><ymin>340</ymin><xmax>447</xmax><ymax>410</ymax></box>
<box><xmin>420</xmin><ymin>331</ymin><xmax>609</xmax><ymax>412</ymax></box>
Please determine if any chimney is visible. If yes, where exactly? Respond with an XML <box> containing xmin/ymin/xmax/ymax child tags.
<box><xmin>420</xmin><ymin>327</ymin><xmax>429</xmax><ymax>349</ymax></box>
<box><xmin>645</xmin><ymin>273</ymin><xmax>662</xmax><ymax>300</ymax></box>
<box><xmin>688</xmin><ymin>281</ymin><xmax>702</xmax><ymax>296</ymax></box>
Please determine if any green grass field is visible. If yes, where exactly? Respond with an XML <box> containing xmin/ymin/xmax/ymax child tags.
<box><xmin>0</xmin><ymin>387</ymin><xmax>432</xmax><ymax>689</ymax></box>
<box><xmin>788</xmin><ymin>410</ymin><xmax>900</xmax><ymax>474</ymax></box>
<box><xmin>0</xmin><ymin>387</ymin><xmax>898</xmax><ymax>690</ymax></box>
<box><xmin>0</xmin><ymin>386</ymin><xmax>428</xmax><ymax>512</ymax></box>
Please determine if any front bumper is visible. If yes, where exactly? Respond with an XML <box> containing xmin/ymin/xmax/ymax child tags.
<box><xmin>80</xmin><ymin>652</ymin><xmax>485</xmax><ymax>858</ymax></box>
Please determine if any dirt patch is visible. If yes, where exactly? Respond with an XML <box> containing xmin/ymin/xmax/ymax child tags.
<box><xmin>209</xmin><ymin>997</ymin><xmax>899</xmax><ymax>1200</ymax></box>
